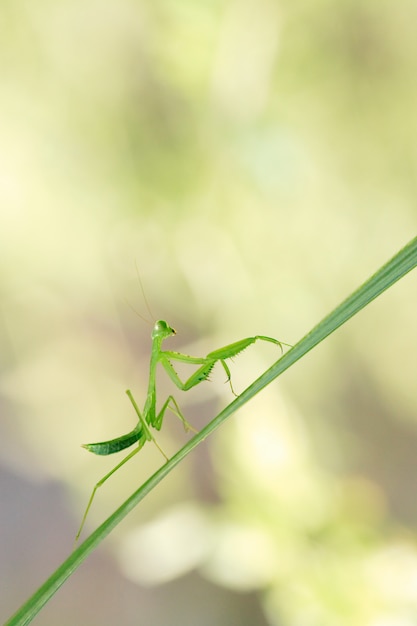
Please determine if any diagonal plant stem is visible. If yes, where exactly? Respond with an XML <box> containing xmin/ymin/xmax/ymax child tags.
<box><xmin>5</xmin><ymin>235</ymin><xmax>417</xmax><ymax>626</ymax></box>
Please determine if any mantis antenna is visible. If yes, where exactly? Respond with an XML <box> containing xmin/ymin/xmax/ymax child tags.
<box><xmin>135</xmin><ymin>260</ymin><xmax>155</xmax><ymax>322</ymax></box>
<box><xmin>124</xmin><ymin>262</ymin><xmax>155</xmax><ymax>325</ymax></box>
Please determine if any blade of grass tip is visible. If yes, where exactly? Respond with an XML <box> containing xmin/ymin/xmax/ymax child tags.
<box><xmin>5</xmin><ymin>235</ymin><xmax>417</xmax><ymax>626</ymax></box>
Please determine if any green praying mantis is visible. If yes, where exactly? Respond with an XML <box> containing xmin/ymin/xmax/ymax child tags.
<box><xmin>76</xmin><ymin>318</ymin><xmax>288</xmax><ymax>541</ymax></box>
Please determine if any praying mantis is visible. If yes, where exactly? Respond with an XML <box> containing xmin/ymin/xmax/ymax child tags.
<box><xmin>76</xmin><ymin>319</ymin><xmax>287</xmax><ymax>541</ymax></box>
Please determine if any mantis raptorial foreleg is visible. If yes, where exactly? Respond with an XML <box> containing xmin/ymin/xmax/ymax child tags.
<box><xmin>76</xmin><ymin>320</ymin><xmax>289</xmax><ymax>542</ymax></box>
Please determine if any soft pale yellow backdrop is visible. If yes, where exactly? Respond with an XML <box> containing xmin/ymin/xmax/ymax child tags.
<box><xmin>1</xmin><ymin>1</ymin><xmax>417</xmax><ymax>625</ymax></box>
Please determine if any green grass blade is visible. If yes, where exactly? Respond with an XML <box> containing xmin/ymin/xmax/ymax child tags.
<box><xmin>5</xmin><ymin>236</ymin><xmax>417</xmax><ymax>626</ymax></box>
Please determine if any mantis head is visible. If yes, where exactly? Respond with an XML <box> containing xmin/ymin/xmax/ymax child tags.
<box><xmin>152</xmin><ymin>320</ymin><xmax>176</xmax><ymax>341</ymax></box>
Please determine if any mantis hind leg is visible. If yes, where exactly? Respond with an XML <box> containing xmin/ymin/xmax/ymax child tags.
<box><xmin>75</xmin><ymin>391</ymin><xmax>171</xmax><ymax>544</ymax></box>
<box><xmin>75</xmin><ymin>441</ymin><xmax>147</xmax><ymax>544</ymax></box>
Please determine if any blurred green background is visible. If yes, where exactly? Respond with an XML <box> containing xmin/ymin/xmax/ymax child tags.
<box><xmin>1</xmin><ymin>1</ymin><xmax>417</xmax><ymax>624</ymax></box>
